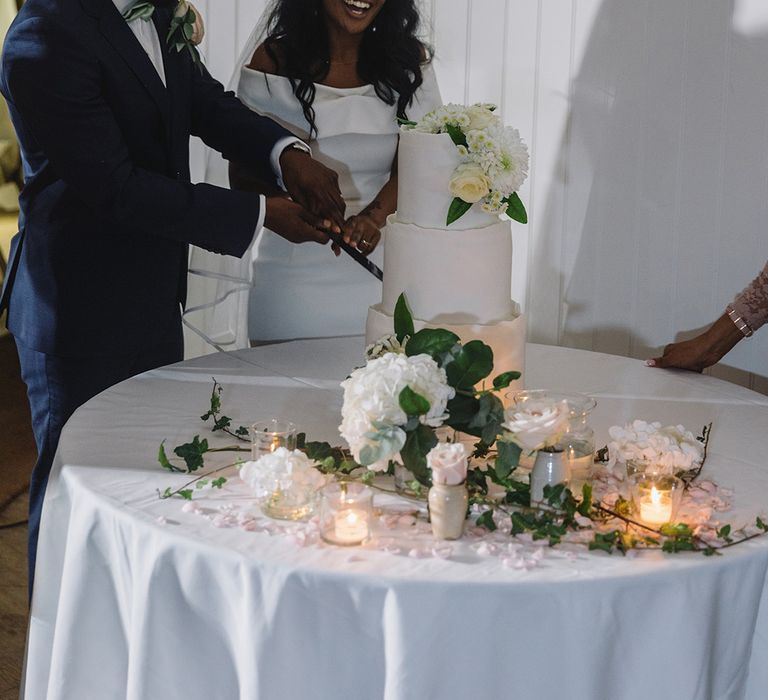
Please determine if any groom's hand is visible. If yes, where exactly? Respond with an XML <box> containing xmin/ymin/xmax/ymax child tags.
<box><xmin>279</xmin><ymin>148</ymin><xmax>345</xmax><ymax>228</ymax></box>
<box><xmin>264</xmin><ymin>196</ymin><xmax>335</xmax><ymax>245</ymax></box>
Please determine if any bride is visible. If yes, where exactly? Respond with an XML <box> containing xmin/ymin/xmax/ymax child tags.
<box><xmin>183</xmin><ymin>0</ymin><xmax>441</xmax><ymax>353</ymax></box>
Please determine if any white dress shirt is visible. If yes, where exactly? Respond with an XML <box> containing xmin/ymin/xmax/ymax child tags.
<box><xmin>112</xmin><ymin>0</ymin><xmax>308</xmax><ymax>242</ymax></box>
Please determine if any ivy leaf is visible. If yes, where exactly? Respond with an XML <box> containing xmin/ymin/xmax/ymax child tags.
<box><xmin>399</xmin><ymin>386</ymin><xmax>431</xmax><ymax>416</ymax></box>
<box><xmin>235</xmin><ymin>425</ymin><xmax>249</xmax><ymax>437</ymax></box>
<box><xmin>158</xmin><ymin>441</ymin><xmax>183</xmax><ymax>472</ymax></box>
<box><xmin>446</xmin><ymin>197</ymin><xmax>472</xmax><ymax>226</ymax></box>
<box><xmin>405</xmin><ymin>328</ymin><xmax>460</xmax><ymax>365</ymax></box>
<box><xmin>577</xmin><ymin>483</ymin><xmax>593</xmax><ymax>517</ymax></box>
<box><xmin>394</xmin><ymin>293</ymin><xmax>415</xmax><ymax>343</ymax></box>
<box><xmin>445</xmin><ymin>123</ymin><xmax>468</xmax><ymax>147</ymax></box>
<box><xmin>397</xmin><ymin>118</ymin><xmax>417</xmax><ymax>126</ymax></box>
<box><xmin>757</xmin><ymin>517</ymin><xmax>768</xmax><ymax>532</ymax></box>
<box><xmin>399</xmin><ymin>424</ymin><xmax>438</xmax><ymax>485</ymax></box>
<box><xmin>504</xmin><ymin>192</ymin><xmax>527</xmax><ymax>224</ymax></box>
<box><xmin>495</xmin><ymin>440</ymin><xmax>522</xmax><ymax>480</ymax></box>
<box><xmin>211</xmin><ymin>477</ymin><xmax>227</xmax><ymax>489</ymax></box>
<box><xmin>200</xmin><ymin>380</ymin><xmax>222</xmax><ymax>421</ymax></box>
<box><xmin>492</xmin><ymin>371</ymin><xmax>521</xmax><ymax>391</ymax></box>
<box><xmin>173</xmin><ymin>435</ymin><xmax>209</xmax><ymax>473</ymax></box>
<box><xmin>178</xmin><ymin>489</ymin><xmax>194</xmax><ymax>501</ymax></box>
<box><xmin>445</xmin><ymin>340</ymin><xmax>494</xmax><ymax>389</ymax></box>
<box><xmin>476</xmin><ymin>510</ymin><xmax>496</xmax><ymax>531</ymax></box>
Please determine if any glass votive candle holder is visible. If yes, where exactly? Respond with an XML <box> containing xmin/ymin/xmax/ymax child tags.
<box><xmin>630</xmin><ymin>473</ymin><xmax>684</xmax><ymax>527</ymax></box>
<box><xmin>319</xmin><ymin>482</ymin><xmax>373</xmax><ymax>546</ymax></box>
<box><xmin>251</xmin><ymin>419</ymin><xmax>296</xmax><ymax>460</ymax></box>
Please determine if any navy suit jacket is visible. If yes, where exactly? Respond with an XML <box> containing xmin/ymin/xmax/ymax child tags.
<box><xmin>0</xmin><ymin>0</ymin><xmax>292</xmax><ymax>357</ymax></box>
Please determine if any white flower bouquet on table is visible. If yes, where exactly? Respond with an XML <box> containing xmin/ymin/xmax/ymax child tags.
<box><xmin>401</xmin><ymin>103</ymin><xmax>529</xmax><ymax>226</ymax></box>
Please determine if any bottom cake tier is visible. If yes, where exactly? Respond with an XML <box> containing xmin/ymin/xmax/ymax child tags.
<box><xmin>366</xmin><ymin>304</ymin><xmax>526</xmax><ymax>399</ymax></box>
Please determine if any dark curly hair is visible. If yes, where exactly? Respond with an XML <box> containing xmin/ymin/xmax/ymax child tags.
<box><xmin>262</xmin><ymin>0</ymin><xmax>432</xmax><ymax>138</ymax></box>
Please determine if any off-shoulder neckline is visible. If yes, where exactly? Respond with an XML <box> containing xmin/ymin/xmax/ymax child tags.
<box><xmin>241</xmin><ymin>66</ymin><xmax>376</xmax><ymax>93</ymax></box>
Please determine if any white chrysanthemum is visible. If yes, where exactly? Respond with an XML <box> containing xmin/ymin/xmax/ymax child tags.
<box><xmin>239</xmin><ymin>447</ymin><xmax>325</xmax><ymax>498</ymax></box>
<box><xmin>339</xmin><ymin>352</ymin><xmax>455</xmax><ymax>470</ymax></box>
<box><xmin>483</xmin><ymin>124</ymin><xmax>529</xmax><ymax>195</ymax></box>
<box><xmin>365</xmin><ymin>333</ymin><xmax>407</xmax><ymax>360</ymax></box>
<box><xmin>605</xmin><ymin>420</ymin><xmax>704</xmax><ymax>474</ymax></box>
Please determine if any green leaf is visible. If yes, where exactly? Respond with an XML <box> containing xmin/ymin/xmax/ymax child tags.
<box><xmin>158</xmin><ymin>441</ymin><xmax>182</xmax><ymax>472</ymax></box>
<box><xmin>446</xmin><ymin>197</ymin><xmax>473</xmax><ymax>226</ymax></box>
<box><xmin>178</xmin><ymin>489</ymin><xmax>194</xmax><ymax>501</ymax></box>
<box><xmin>399</xmin><ymin>424</ymin><xmax>438</xmax><ymax>485</ymax></box>
<box><xmin>495</xmin><ymin>440</ymin><xmax>522</xmax><ymax>480</ymax></box>
<box><xmin>405</xmin><ymin>328</ymin><xmax>460</xmax><ymax>364</ymax></box>
<box><xmin>504</xmin><ymin>192</ymin><xmax>527</xmax><ymax>224</ymax></box>
<box><xmin>397</xmin><ymin>118</ymin><xmax>418</xmax><ymax>126</ymax></box>
<box><xmin>476</xmin><ymin>510</ymin><xmax>496</xmax><ymax>531</ymax></box>
<box><xmin>577</xmin><ymin>483</ymin><xmax>593</xmax><ymax>517</ymax></box>
<box><xmin>173</xmin><ymin>435</ymin><xmax>209</xmax><ymax>473</ymax></box>
<box><xmin>235</xmin><ymin>425</ymin><xmax>249</xmax><ymax>436</ymax></box>
<box><xmin>399</xmin><ymin>386</ymin><xmax>431</xmax><ymax>416</ymax></box>
<box><xmin>211</xmin><ymin>477</ymin><xmax>227</xmax><ymax>489</ymax></box>
<box><xmin>467</xmin><ymin>393</ymin><xmax>505</xmax><ymax>445</ymax></box>
<box><xmin>445</xmin><ymin>340</ymin><xmax>494</xmax><ymax>389</ymax></box>
<box><xmin>359</xmin><ymin>424</ymin><xmax>407</xmax><ymax>468</ymax></box>
<box><xmin>492</xmin><ymin>371</ymin><xmax>521</xmax><ymax>391</ymax></box>
<box><xmin>394</xmin><ymin>293</ymin><xmax>415</xmax><ymax>343</ymax></box>
<box><xmin>445</xmin><ymin>123</ymin><xmax>468</xmax><ymax>147</ymax></box>
<box><xmin>757</xmin><ymin>517</ymin><xmax>768</xmax><ymax>532</ymax></box>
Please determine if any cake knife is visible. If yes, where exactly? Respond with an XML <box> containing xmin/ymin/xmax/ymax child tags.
<box><xmin>327</xmin><ymin>231</ymin><xmax>383</xmax><ymax>281</ymax></box>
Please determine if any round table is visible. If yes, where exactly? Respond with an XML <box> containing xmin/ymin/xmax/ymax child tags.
<box><xmin>24</xmin><ymin>339</ymin><xmax>768</xmax><ymax>700</ymax></box>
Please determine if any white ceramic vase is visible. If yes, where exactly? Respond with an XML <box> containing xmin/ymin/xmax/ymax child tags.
<box><xmin>530</xmin><ymin>449</ymin><xmax>571</xmax><ymax>504</ymax></box>
<box><xmin>428</xmin><ymin>483</ymin><xmax>468</xmax><ymax>540</ymax></box>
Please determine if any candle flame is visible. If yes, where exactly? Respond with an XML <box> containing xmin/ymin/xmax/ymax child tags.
<box><xmin>345</xmin><ymin>511</ymin><xmax>359</xmax><ymax>526</ymax></box>
<box><xmin>650</xmin><ymin>485</ymin><xmax>661</xmax><ymax>505</ymax></box>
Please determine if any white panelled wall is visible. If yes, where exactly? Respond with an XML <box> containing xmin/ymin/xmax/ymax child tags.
<box><xmin>191</xmin><ymin>0</ymin><xmax>767</xmax><ymax>389</ymax></box>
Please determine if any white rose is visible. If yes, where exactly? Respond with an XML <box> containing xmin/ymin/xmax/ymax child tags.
<box><xmin>466</xmin><ymin>105</ymin><xmax>499</xmax><ymax>131</ymax></box>
<box><xmin>448</xmin><ymin>163</ymin><xmax>491</xmax><ymax>203</ymax></box>
<box><xmin>339</xmin><ymin>352</ymin><xmax>455</xmax><ymax>469</ymax></box>
<box><xmin>427</xmin><ymin>442</ymin><xmax>468</xmax><ymax>485</ymax></box>
<box><xmin>502</xmin><ymin>400</ymin><xmax>570</xmax><ymax>452</ymax></box>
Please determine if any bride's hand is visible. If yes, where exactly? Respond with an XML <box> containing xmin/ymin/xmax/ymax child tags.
<box><xmin>279</xmin><ymin>148</ymin><xmax>346</xmax><ymax>228</ymax></box>
<box><xmin>342</xmin><ymin>214</ymin><xmax>381</xmax><ymax>256</ymax></box>
<box><xmin>264</xmin><ymin>196</ymin><xmax>335</xmax><ymax>245</ymax></box>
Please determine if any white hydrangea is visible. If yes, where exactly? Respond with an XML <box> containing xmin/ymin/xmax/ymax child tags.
<box><xmin>239</xmin><ymin>447</ymin><xmax>325</xmax><ymax>498</ymax></box>
<box><xmin>605</xmin><ymin>420</ymin><xmax>704</xmax><ymax>474</ymax></box>
<box><xmin>339</xmin><ymin>352</ymin><xmax>455</xmax><ymax>470</ymax></box>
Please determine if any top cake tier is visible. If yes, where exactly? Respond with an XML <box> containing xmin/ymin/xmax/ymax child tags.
<box><xmin>396</xmin><ymin>129</ymin><xmax>499</xmax><ymax>230</ymax></box>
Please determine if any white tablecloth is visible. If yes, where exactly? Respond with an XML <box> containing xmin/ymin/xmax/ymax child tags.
<box><xmin>24</xmin><ymin>339</ymin><xmax>768</xmax><ymax>700</ymax></box>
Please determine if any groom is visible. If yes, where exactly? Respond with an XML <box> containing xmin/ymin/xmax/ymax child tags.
<box><xmin>0</xmin><ymin>0</ymin><xmax>345</xmax><ymax>593</ymax></box>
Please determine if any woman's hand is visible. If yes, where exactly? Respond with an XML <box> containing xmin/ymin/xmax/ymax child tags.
<box><xmin>264</xmin><ymin>196</ymin><xmax>333</xmax><ymax>246</ymax></box>
<box><xmin>342</xmin><ymin>213</ymin><xmax>382</xmax><ymax>256</ymax></box>
<box><xmin>279</xmin><ymin>148</ymin><xmax>346</xmax><ymax>228</ymax></box>
<box><xmin>646</xmin><ymin>313</ymin><xmax>744</xmax><ymax>372</ymax></box>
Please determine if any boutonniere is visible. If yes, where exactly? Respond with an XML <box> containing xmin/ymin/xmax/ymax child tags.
<box><xmin>123</xmin><ymin>0</ymin><xmax>205</xmax><ymax>72</ymax></box>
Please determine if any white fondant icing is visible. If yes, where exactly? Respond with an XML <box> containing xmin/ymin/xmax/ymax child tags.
<box><xmin>382</xmin><ymin>216</ymin><xmax>514</xmax><ymax>324</ymax></box>
<box><xmin>396</xmin><ymin>129</ymin><xmax>498</xmax><ymax>230</ymax></box>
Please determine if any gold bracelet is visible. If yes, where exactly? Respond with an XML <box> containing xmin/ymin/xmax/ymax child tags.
<box><xmin>726</xmin><ymin>305</ymin><xmax>754</xmax><ymax>338</ymax></box>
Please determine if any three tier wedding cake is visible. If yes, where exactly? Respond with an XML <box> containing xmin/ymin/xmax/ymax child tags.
<box><xmin>366</xmin><ymin>104</ymin><xmax>528</xmax><ymax>393</ymax></box>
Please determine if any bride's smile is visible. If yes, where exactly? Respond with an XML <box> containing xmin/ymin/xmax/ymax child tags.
<box><xmin>326</xmin><ymin>0</ymin><xmax>385</xmax><ymax>33</ymax></box>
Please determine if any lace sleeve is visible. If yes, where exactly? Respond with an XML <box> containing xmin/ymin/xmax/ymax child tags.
<box><xmin>731</xmin><ymin>260</ymin><xmax>768</xmax><ymax>333</ymax></box>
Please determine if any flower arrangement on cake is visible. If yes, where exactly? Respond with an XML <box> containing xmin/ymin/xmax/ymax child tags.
<box><xmin>400</xmin><ymin>103</ymin><xmax>529</xmax><ymax>226</ymax></box>
<box><xmin>155</xmin><ymin>297</ymin><xmax>768</xmax><ymax>557</ymax></box>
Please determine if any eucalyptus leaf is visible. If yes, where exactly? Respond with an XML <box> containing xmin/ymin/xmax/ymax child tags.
<box><xmin>359</xmin><ymin>425</ymin><xmax>406</xmax><ymax>467</ymax></box>
<box><xmin>446</xmin><ymin>197</ymin><xmax>472</xmax><ymax>226</ymax></box>
<box><xmin>394</xmin><ymin>293</ymin><xmax>415</xmax><ymax>343</ymax></box>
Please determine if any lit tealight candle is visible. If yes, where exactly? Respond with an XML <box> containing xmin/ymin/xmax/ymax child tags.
<box><xmin>334</xmin><ymin>508</ymin><xmax>369</xmax><ymax>545</ymax></box>
<box><xmin>639</xmin><ymin>485</ymin><xmax>672</xmax><ymax>526</ymax></box>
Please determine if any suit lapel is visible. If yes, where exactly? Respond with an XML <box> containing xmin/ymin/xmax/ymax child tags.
<box><xmin>80</xmin><ymin>0</ymin><xmax>171</xmax><ymax>129</ymax></box>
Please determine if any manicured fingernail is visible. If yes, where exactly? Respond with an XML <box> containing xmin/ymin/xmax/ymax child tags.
<box><xmin>322</xmin><ymin>220</ymin><xmax>331</xmax><ymax>229</ymax></box>
<box><xmin>645</xmin><ymin>359</ymin><xmax>656</xmax><ymax>367</ymax></box>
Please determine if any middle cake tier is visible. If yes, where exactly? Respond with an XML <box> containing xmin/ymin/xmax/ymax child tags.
<box><xmin>381</xmin><ymin>215</ymin><xmax>515</xmax><ymax>325</ymax></box>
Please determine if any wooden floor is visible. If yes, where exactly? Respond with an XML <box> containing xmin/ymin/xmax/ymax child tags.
<box><xmin>0</xmin><ymin>335</ymin><xmax>34</xmax><ymax>699</ymax></box>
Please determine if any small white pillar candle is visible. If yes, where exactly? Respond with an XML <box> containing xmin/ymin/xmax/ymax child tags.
<box><xmin>333</xmin><ymin>509</ymin><xmax>369</xmax><ymax>545</ymax></box>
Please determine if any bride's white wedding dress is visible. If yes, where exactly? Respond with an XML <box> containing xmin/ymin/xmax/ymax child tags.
<box><xmin>182</xmin><ymin>51</ymin><xmax>440</xmax><ymax>356</ymax></box>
